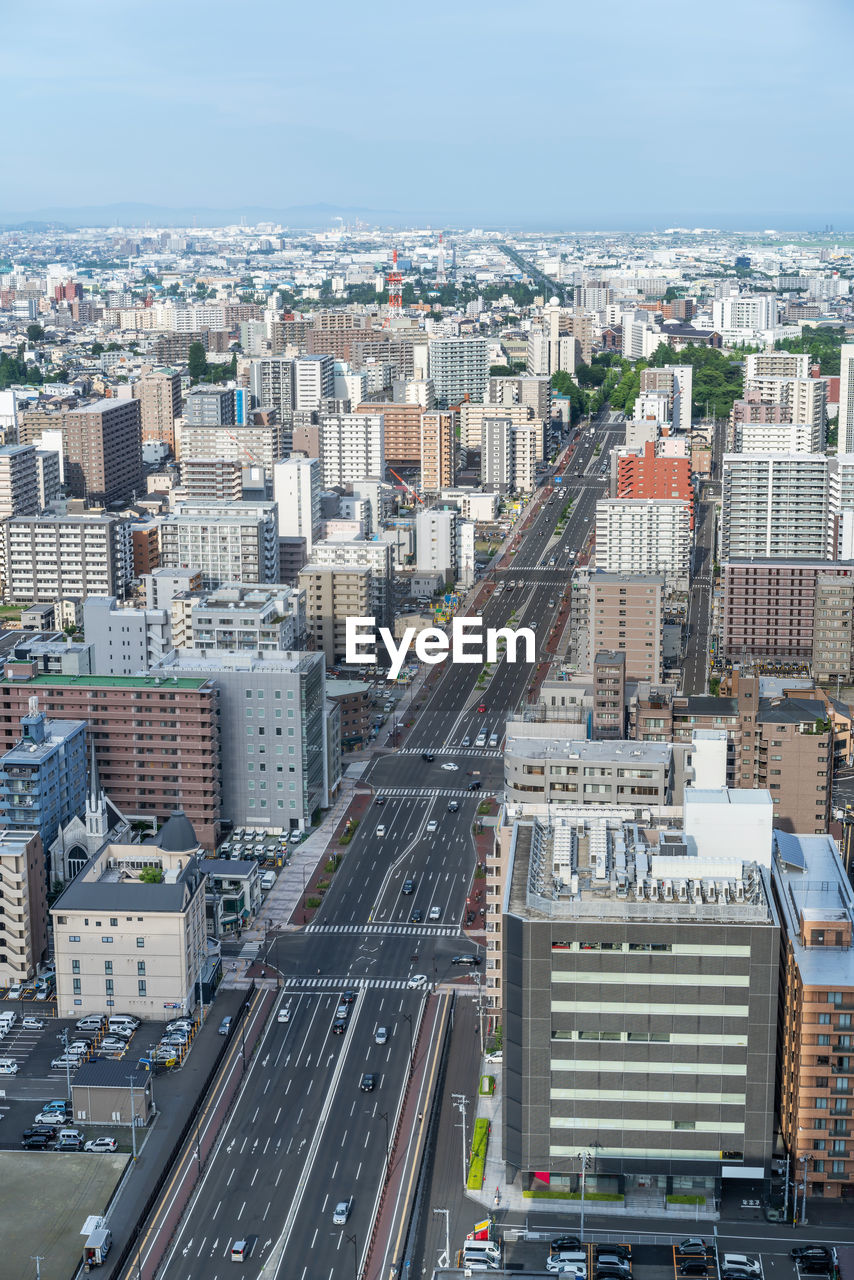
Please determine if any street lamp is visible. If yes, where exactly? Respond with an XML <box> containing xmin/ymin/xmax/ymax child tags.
<box><xmin>799</xmin><ymin>1153</ymin><xmax>812</xmax><ymax>1226</ymax></box>
<box><xmin>126</xmin><ymin>1074</ymin><xmax>138</xmax><ymax>1161</ymax></box>
<box><xmin>378</xmin><ymin>1109</ymin><xmax>390</xmax><ymax>1176</ymax></box>
<box><xmin>577</xmin><ymin>1150</ymin><xmax>591</xmax><ymax>1242</ymax></box>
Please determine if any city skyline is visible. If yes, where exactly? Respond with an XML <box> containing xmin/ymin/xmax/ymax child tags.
<box><xmin>2</xmin><ymin>0</ymin><xmax>851</xmax><ymax>228</ymax></box>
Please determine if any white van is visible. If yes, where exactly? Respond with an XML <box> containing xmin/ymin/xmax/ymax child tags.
<box><xmin>260</xmin><ymin>871</ymin><xmax>276</xmax><ymax>891</ymax></box>
<box><xmin>488</xmin><ymin>733</ymin><xmax>498</xmax><ymax>748</ymax></box>
<box><xmin>0</xmin><ymin>1057</ymin><xmax>18</xmax><ymax>1074</ymax></box>
<box><xmin>462</xmin><ymin>1240</ymin><xmax>502</xmax><ymax>1267</ymax></box>
<box><xmin>107</xmin><ymin>1018</ymin><xmax>137</xmax><ymax>1037</ymax></box>
<box><xmin>474</xmin><ymin>732</ymin><xmax>487</xmax><ymax>748</ymax></box>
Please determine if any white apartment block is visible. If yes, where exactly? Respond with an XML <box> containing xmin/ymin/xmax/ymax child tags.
<box><xmin>249</xmin><ymin>356</ymin><xmax>294</xmax><ymax>416</ymax></box>
<box><xmin>733</xmin><ymin>420</ymin><xmax>824</xmax><ymax>454</ymax></box>
<box><xmin>745</xmin><ymin>352</ymin><xmax>810</xmax><ymax>380</ymax></box>
<box><xmin>742</xmin><ymin>375</ymin><xmax>826</xmax><ymax>432</ymax></box>
<box><xmin>480</xmin><ymin>416</ymin><xmax>539</xmax><ymax>493</ymax></box>
<box><xmin>158</xmin><ymin>501</ymin><xmax>279</xmax><ymax>590</ymax></box>
<box><xmin>428</xmin><ymin>337</ymin><xmax>489</xmax><ymax>406</ymax></box>
<box><xmin>830</xmin><ymin>455</ymin><xmax>854</xmax><ymax>558</ymax></box>
<box><xmin>294</xmin><ymin>354</ymin><xmax>334</xmax><ymax>412</ymax></box>
<box><xmin>83</xmin><ymin>596</ymin><xmax>172</xmax><ymax>676</ymax></box>
<box><xmin>3</xmin><ymin>513</ymin><xmax>133</xmax><ymax>604</ymax></box>
<box><xmin>595</xmin><ymin>498</ymin><xmax>691</xmax><ymax>589</ymax></box>
<box><xmin>459</xmin><ymin>401</ymin><xmax>532</xmax><ymax>450</ymax></box>
<box><xmin>173</xmin><ymin>585</ymin><xmax>304</xmax><ymax>654</ymax></box>
<box><xmin>318</xmin><ymin>413</ymin><xmax>384</xmax><ymax>489</ymax></box>
<box><xmin>712</xmin><ymin>294</ymin><xmax>778</xmax><ymax>333</ymax></box>
<box><xmin>273</xmin><ymin>457</ymin><xmax>321</xmax><ymax>554</ymax></box>
<box><xmin>639</xmin><ymin>366</ymin><xmax>693</xmax><ymax>431</ymax></box>
<box><xmin>309</xmin><ymin>537</ymin><xmax>393</xmax><ymax>628</ymax></box>
<box><xmin>175</xmin><ymin>421</ymin><xmax>289</xmax><ymax>476</ymax></box>
<box><xmin>0</xmin><ymin>445</ymin><xmax>39</xmax><ymax>520</ymax></box>
<box><xmin>721</xmin><ymin>453</ymin><xmax>832</xmax><ymax>561</ymax></box>
<box><xmin>415</xmin><ymin>507</ymin><xmax>460</xmax><ymax>580</ymax></box>
<box><xmin>839</xmin><ymin>345</ymin><xmax>854</xmax><ymax>454</ymax></box>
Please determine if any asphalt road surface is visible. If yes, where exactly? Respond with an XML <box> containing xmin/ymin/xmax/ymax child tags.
<box><xmin>157</xmin><ymin>410</ymin><xmax>623</xmax><ymax>1280</ymax></box>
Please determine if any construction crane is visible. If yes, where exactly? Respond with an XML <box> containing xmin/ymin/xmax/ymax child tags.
<box><xmin>383</xmin><ymin>249</ymin><xmax>403</xmax><ymax>328</ymax></box>
<box><xmin>389</xmin><ymin>467</ymin><xmax>423</xmax><ymax>504</ymax></box>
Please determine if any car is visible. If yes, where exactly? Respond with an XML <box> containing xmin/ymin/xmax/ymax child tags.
<box><xmin>375</xmin><ymin>1026</ymin><xmax>388</xmax><ymax>1045</ymax></box>
<box><xmin>447</xmin><ymin>800</ymin><xmax>459</xmax><ymax>813</ymax></box>
<box><xmin>485</xmin><ymin>1050</ymin><xmax>503</xmax><ymax>1064</ymax></box>
<box><xmin>428</xmin><ymin>906</ymin><xmax>441</xmax><ymax>920</ymax></box>
<box><xmin>595</xmin><ymin>1246</ymin><xmax>630</xmax><ymax>1262</ymax></box>
<box><xmin>100</xmin><ymin>1037</ymin><xmax>130</xmax><ymax>1051</ymax></box>
<box><xmin>721</xmin><ymin>1256</ymin><xmax>760</xmax><ymax>1277</ymax></box>
<box><xmin>550</xmin><ymin>1237</ymin><xmax>582</xmax><ymax>1253</ymax></box>
<box><xmin>85</xmin><ymin>1137</ymin><xmax>118</xmax><ymax>1153</ymax></box>
<box><xmin>421</xmin><ymin>753</ymin><xmax>435</xmax><ymax>762</ymax></box>
<box><xmin>410</xmin><ymin>909</ymin><xmax>424</xmax><ymax>923</ymax></box>
<box><xmin>374</xmin><ymin>794</ymin><xmax>386</xmax><ymax>805</ymax></box>
<box><xmin>76</xmin><ymin>1016</ymin><xmax>104</xmax><ymax>1032</ymax></box>
<box><xmin>218</xmin><ymin>1016</ymin><xmax>232</xmax><ymax>1035</ymax></box>
<box><xmin>231</xmin><ymin>1239</ymin><xmax>249</xmax><ymax>1262</ymax></box>
<box><xmin>21</xmin><ymin>1133</ymin><xmax>53</xmax><ymax>1150</ymax></box>
<box><xmin>332</xmin><ymin>1019</ymin><xmax>347</xmax><ymax>1035</ymax></box>
<box><xmin>452</xmin><ymin>954</ymin><xmax>481</xmax><ymax>966</ymax></box>
<box><xmin>546</xmin><ymin>1263</ymin><xmax>586</xmax><ymax>1277</ymax></box>
<box><xmin>440</xmin><ymin>762</ymin><xmax>458</xmax><ymax>772</ymax></box>
<box><xmin>51</xmin><ymin>1056</ymin><xmax>78</xmax><ymax>1069</ymax></box>
<box><xmin>425</xmin><ymin>819</ymin><xmax>438</xmax><ymax>833</ymax></box>
<box><xmin>468</xmin><ymin>780</ymin><xmax>482</xmax><ymax>791</ymax></box>
<box><xmin>461</xmin><ymin>736</ymin><xmax>471</xmax><ymax>747</ymax></box>
<box><xmin>37</xmin><ymin>1101</ymin><xmax>69</xmax><ymax>1116</ymax></box>
<box><xmin>166</xmin><ymin>1020</ymin><xmax>193</xmax><ymax>1033</ymax></box>
<box><xmin>278</xmin><ymin>1002</ymin><xmax>292</xmax><ymax>1023</ymax></box>
<box><xmin>332</xmin><ymin>1196</ymin><xmax>353</xmax><ymax>1225</ymax></box>
<box><xmin>478</xmin><ymin>704</ymin><xmax>487</xmax><ymax>713</ymax></box>
<box><xmin>678</xmin><ymin>1265</ymin><xmax>708</xmax><ymax>1278</ymax></box>
<box><xmin>23</xmin><ymin>1125</ymin><xmax>58</xmax><ymax>1141</ymax></box>
<box><xmin>21</xmin><ymin>1017</ymin><xmax>45</xmax><ymax>1030</ymax></box>
<box><xmin>792</xmin><ymin>1249</ymin><xmax>832</xmax><ymax>1262</ymax></box>
<box><xmin>360</xmin><ymin>1073</ymin><xmax>376</xmax><ymax>1092</ymax></box>
<box><xmin>677</xmin><ymin>1242</ymin><xmax>709</xmax><ymax>1258</ymax></box>
<box><xmin>56</xmin><ymin>1137</ymin><xmax>83</xmax><ymax>1151</ymax></box>
<box><xmin>402</xmin><ymin>879</ymin><xmax>415</xmax><ymax>895</ymax></box>
<box><xmin>376</xmin><ymin>824</ymin><xmax>386</xmax><ymax>837</ymax></box>
<box><xmin>7</xmin><ymin>983</ymin><xmax>22</xmax><ymax>999</ymax></box>
<box><xmin>407</xmin><ymin>974</ymin><xmax>427</xmax><ymax>988</ymax></box>
<box><xmin>340</xmin><ymin>991</ymin><xmax>357</xmax><ymax>1005</ymax></box>
<box><xmin>335</xmin><ymin>1002</ymin><xmax>350</xmax><ymax>1019</ymax></box>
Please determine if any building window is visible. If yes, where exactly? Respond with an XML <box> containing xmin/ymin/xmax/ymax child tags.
<box><xmin>104</xmin><ymin>961</ymin><xmax>113</xmax><ymax>975</ymax></box>
<box><xmin>137</xmin><ymin>937</ymin><xmax>145</xmax><ymax>948</ymax></box>
<box><xmin>138</xmin><ymin>980</ymin><xmax>147</xmax><ymax>997</ymax></box>
<box><xmin>101</xmin><ymin>936</ymin><xmax>113</xmax><ymax>944</ymax></box>
<box><xmin>69</xmin><ymin>935</ymin><xmax>80</xmax><ymax>943</ymax></box>
<box><xmin>72</xmin><ymin>978</ymin><xmax>81</xmax><ymax>994</ymax></box>
<box><xmin>105</xmin><ymin>979</ymin><xmax>114</xmax><ymax>995</ymax></box>
<box><xmin>71</xmin><ymin>959</ymin><xmax>80</xmax><ymax>974</ymax></box>
<box><xmin>138</xmin><ymin>961</ymin><xmax>146</xmax><ymax>976</ymax></box>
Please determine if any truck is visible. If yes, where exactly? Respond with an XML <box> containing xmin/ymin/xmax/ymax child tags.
<box><xmin>83</xmin><ymin>1227</ymin><xmax>112</xmax><ymax>1268</ymax></box>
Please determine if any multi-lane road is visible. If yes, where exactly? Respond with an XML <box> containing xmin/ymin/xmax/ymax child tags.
<box><xmin>156</xmin><ymin>412</ymin><xmax>622</xmax><ymax>1280</ymax></box>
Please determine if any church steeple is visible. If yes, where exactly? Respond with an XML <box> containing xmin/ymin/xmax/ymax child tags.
<box><xmin>86</xmin><ymin>736</ymin><xmax>108</xmax><ymax>841</ymax></box>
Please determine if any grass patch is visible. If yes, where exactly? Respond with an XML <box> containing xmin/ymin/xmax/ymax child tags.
<box><xmin>467</xmin><ymin>1118</ymin><xmax>491</xmax><ymax>1190</ymax></box>
<box><xmin>523</xmin><ymin>1189</ymin><xmax>624</xmax><ymax>1201</ymax></box>
<box><xmin>324</xmin><ymin>854</ymin><xmax>342</xmax><ymax>874</ymax></box>
<box><xmin>477</xmin><ymin>802</ymin><xmax>491</xmax><ymax>816</ymax></box>
<box><xmin>315</xmin><ymin>879</ymin><xmax>330</xmax><ymax>892</ymax></box>
<box><xmin>479</xmin><ymin>1075</ymin><xmax>495</xmax><ymax>1095</ymax></box>
<box><xmin>666</xmin><ymin>1194</ymin><xmax>706</xmax><ymax>1205</ymax></box>
<box><xmin>340</xmin><ymin>819</ymin><xmax>359</xmax><ymax>845</ymax></box>
<box><xmin>305</xmin><ymin>896</ymin><xmax>322</xmax><ymax>909</ymax></box>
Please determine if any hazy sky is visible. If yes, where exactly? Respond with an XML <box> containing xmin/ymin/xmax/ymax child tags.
<box><xmin>2</xmin><ymin>0</ymin><xmax>851</xmax><ymax>227</ymax></box>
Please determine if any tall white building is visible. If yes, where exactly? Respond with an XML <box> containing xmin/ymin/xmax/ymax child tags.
<box><xmin>83</xmin><ymin>596</ymin><xmax>172</xmax><ymax>676</ymax></box>
<box><xmin>415</xmin><ymin>507</ymin><xmax>460</xmax><ymax>580</ymax></box>
<box><xmin>839</xmin><ymin>345</ymin><xmax>854</xmax><ymax>454</ymax></box>
<box><xmin>721</xmin><ymin>454</ymin><xmax>832</xmax><ymax>560</ymax></box>
<box><xmin>0</xmin><ymin>445</ymin><xmax>39</xmax><ymax>520</ymax></box>
<box><xmin>712</xmin><ymin>294</ymin><xmax>778</xmax><ymax>334</ymax></box>
<box><xmin>2</xmin><ymin>513</ymin><xmax>133</xmax><ymax>604</ymax></box>
<box><xmin>158</xmin><ymin>501</ymin><xmax>280</xmax><ymax>589</ymax></box>
<box><xmin>249</xmin><ymin>356</ymin><xmax>294</xmax><ymax>416</ymax></box>
<box><xmin>309</xmin><ymin>537</ymin><xmax>393</xmax><ymax>629</ymax></box>
<box><xmin>594</xmin><ymin>498</ymin><xmax>691</xmax><ymax>589</ymax></box>
<box><xmin>273</xmin><ymin>457</ymin><xmax>321</xmax><ymax>555</ymax></box>
<box><xmin>293</xmin><ymin>355</ymin><xmax>334</xmax><ymax>412</ymax></box>
<box><xmin>427</xmin><ymin>337</ymin><xmax>489</xmax><ymax>406</ymax></box>
<box><xmin>740</xmin><ymin>376</ymin><xmax>826</xmax><ymax>436</ymax></box>
<box><xmin>745</xmin><ymin>352</ymin><xmax>810</xmax><ymax>380</ymax></box>
<box><xmin>479</xmin><ymin>417</ymin><xmax>538</xmax><ymax>494</ymax></box>
<box><xmin>318</xmin><ymin>413</ymin><xmax>385</xmax><ymax>489</ymax></box>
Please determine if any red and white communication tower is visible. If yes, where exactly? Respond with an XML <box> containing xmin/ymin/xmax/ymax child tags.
<box><xmin>384</xmin><ymin>248</ymin><xmax>403</xmax><ymax>327</ymax></box>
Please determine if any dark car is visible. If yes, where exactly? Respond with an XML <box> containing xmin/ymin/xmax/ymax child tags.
<box><xmin>21</xmin><ymin>1133</ymin><xmax>53</xmax><ymax>1150</ymax></box>
<box><xmin>332</xmin><ymin>1019</ymin><xmax>347</xmax><ymax>1035</ymax></box>
<box><xmin>677</xmin><ymin>1242</ymin><xmax>710</xmax><ymax>1258</ymax></box>
<box><xmin>451</xmin><ymin>954</ymin><xmax>481</xmax><ymax>966</ymax></box>
<box><xmin>55</xmin><ymin>1137</ymin><xmax>83</xmax><ymax>1151</ymax></box>
<box><xmin>597</xmin><ymin>1272</ymin><xmax>631</xmax><ymax>1280</ymax></box>
<box><xmin>375</xmin><ymin>795</ymin><xmax>386</xmax><ymax>806</ymax></box>
<box><xmin>23</xmin><ymin>1126</ymin><xmax>57</xmax><ymax>1140</ymax></box>
<box><xmin>402</xmin><ymin>879</ymin><xmax>415</xmax><ymax>895</ymax></box>
<box><xmin>465</xmin><ymin>911</ymin><xmax>476</xmax><ymax>925</ymax></box>
<box><xmin>468</xmin><ymin>780</ymin><xmax>482</xmax><ymax>791</ymax></box>
<box><xmin>340</xmin><ymin>991</ymin><xmax>357</xmax><ymax>1005</ymax></box>
<box><xmin>720</xmin><ymin>1272</ymin><xmax>755</xmax><ymax>1280</ymax></box>
<box><xmin>792</xmin><ymin>1250</ymin><xmax>832</xmax><ymax>1263</ymax></box>
<box><xmin>679</xmin><ymin>1265</ymin><xmax>708</xmax><ymax>1278</ymax></box>
<box><xmin>421</xmin><ymin>753</ymin><xmax>435</xmax><ymax>762</ymax></box>
<box><xmin>596</xmin><ymin>1246</ymin><xmax>631</xmax><ymax>1261</ymax></box>
<box><xmin>360</xmin><ymin>1073</ymin><xmax>376</xmax><ymax>1092</ymax></box>
<box><xmin>550</xmin><ymin>1237</ymin><xmax>582</xmax><ymax>1253</ymax></box>
<box><xmin>797</xmin><ymin>1266</ymin><xmax>831</xmax><ymax>1278</ymax></box>
<box><xmin>410</xmin><ymin>908</ymin><xmax>424</xmax><ymax>923</ymax></box>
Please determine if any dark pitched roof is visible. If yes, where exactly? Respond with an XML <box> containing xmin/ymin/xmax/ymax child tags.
<box><xmin>677</xmin><ymin>696</ymin><xmax>738</xmax><ymax>717</ymax></box>
<box><xmin>147</xmin><ymin>810</ymin><xmax>198</xmax><ymax>853</ymax></box>
<box><xmin>758</xmin><ymin>697</ymin><xmax>828</xmax><ymax>725</ymax></box>
<box><xmin>73</xmin><ymin>1059</ymin><xmax>150</xmax><ymax>1089</ymax></box>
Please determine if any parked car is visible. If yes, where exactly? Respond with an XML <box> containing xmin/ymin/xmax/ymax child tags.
<box><xmin>21</xmin><ymin>1133</ymin><xmax>53</xmax><ymax>1149</ymax></box>
<box><xmin>792</xmin><ymin>1250</ymin><xmax>832</xmax><ymax>1263</ymax></box>
<box><xmin>21</xmin><ymin>1017</ymin><xmax>45</xmax><ymax>1030</ymax></box>
<box><xmin>451</xmin><ymin>954</ymin><xmax>481</xmax><ymax>966</ymax></box>
<box><xmin>550</xmin><ymin>1238</ymin><xmax>582</xmax><ymax>1253</ymax></box>
<box><xmin>55</xmin><ymin>1137</ymin><xmax>83</xmax><ymax>1152</ymax></box>
<box><xmin>677</xmin><ymin>1242</ymin><xmax>710</xmax><ymax>1258</ymax></box>
<box><xmin>218</xmin><ymin>1016</ymin><xmax>232</xmax><ymax>1035</ymax></box>
<box><xmin>84</xmin><ymin>1137</ymin><xmax>118</xmax><ymax>1153</ymax></box>
<box><xmin>22</xmin><ymin>1126</ymin><xmax>57</xmax><ymax>1141</ymax></box>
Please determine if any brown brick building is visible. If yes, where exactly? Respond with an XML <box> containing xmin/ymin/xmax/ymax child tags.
<box><xmin>722</xmin><ymin>561</ymin><xmax>854</xmax><ymax>662</ymax></box>
<box><xmin>64</xmin><ymin>397</ymin><xmax>144</xmax><ymax>507</ymax></box>
<box><xmin>0</xmin><ymin>667</ymin><xmax>221</xmax><ymax>848</ymax></box>
<box><xmin>356</xmin><ymin>401</ymin><xmax>422</xmax><ymax>464</ymax></box>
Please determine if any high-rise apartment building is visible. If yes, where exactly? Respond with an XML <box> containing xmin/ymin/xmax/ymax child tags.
<box><xmin>839</xmin><ymin>345</ymin><xmax>854</xmax><ymax>454</ymax></box>
<box><xmin>355</xmin><ymin>402</ymin><xmax>422</xmax><ymax>464</ymax></box>
<box><xmin>722</xmin><ymin>560</ymin><xmax>854</xmax><ymax>662</ymax></box>
<box><xmin>721</xmin><ymin>454</ymin><xmax>832</xmax><ymax>561</ymax></box>
<box><xmin>294</xmin><ymin>355</ymin><xmax>334</xmax><ymax>412</ymax></box>
<box><xmin>427</xmin><ymin>337</ymin><xmax>489</xmax><ymax>406</ymax></box>
<box><xmin>420</xmin><ymin>410</ymin><xmax>455</xmax><ymax>492</ymax></box>
<box><xmin>480</xmin><ymin>417</ymin><xmax>538</xmax><ymax>494</ymax></box>
<box><xmin>595</xmin><ymin>499</ymin><xmax>691</xmax><ymax>588</ymax></box>
<box><xmin>273</xmin><ymin>457</ymin><xmax>321</xmax><ymax>556</ymax></box>
<box><xmin>180</xmin><ymin>457</ymin><xmax>243</xmax><ymax>502</ymax></box>
<box><xmin>2</xmin><ymin>512</ymin><xmax>133</xmax><ymax>603</ymax></box>
<box><xmin>639</xmin><ymin>366</ymin><xmax>693</xmax><ymax>431</ymax></box>
<box><xmin>135</xmin><ymin>368</ymin><xmax>182</xmax><ymax>450</ymax></box>
<box><xmin>173</xmin><ymin>585</ymin><xmax>304</xmax><ymax>655</ymax></box>
<box><xmin>175</xmin><ymin>421</ymin><xmax>288</xmax><ymax>476</ymax></box>
<box><xmin>184</xmin><ymin>386</ymin><xmax>236</xmax><ymax>427</ymax></box>
<box><xmin>616</xmin><ymin>442</ymin><xmax>694</xmax><ymax>528</ymax></box>
<box><xmin>309</xmin><ymin>537</ymin><xmax>393</xmax><ymax>629</ymax></box>
<box><xmin>812</xmin><ymin>574</ymin><xmax>854</xmax><ymax>684</ymax></box>
<box><xmin>745</xmin><ymin>352</ymin><xmax>810</xmax><ymax>380</ymax></box>
<box><xmin>459</xmin><ymin>401</ymin><xmax>533</xmax><ymax>451</ymax></box>
<box><xmin>64</xmin><ymin>398</ymin><xmax>144</xmax><ymax>506</ymax></box>
<box><xmin>318</xmin><ymin>413</ymin><xmax>384</xmax><ymax>489</ymax></box>
<box><xmin>487</xmin><ymin>375</ymin><xmax>552</xmax><ymax>423</ymax></box>
<box><xmin>299</xmin><ymin>564</ymin><xmax>371</xmax><ymax>665</ymax></box>
<box><xmin>82</xmin><ymin>596</ymin><xmax>172</xmax><ymax>676</ymax></box>
<box><xmin>0</xmin><ymin>444</ymin><xmax>39</xmax><ymax>520</ymax></box>
<box><xmin>588</xmin><ymin>571</ymin><xmax>664</xmax><ymax>681</ymax></box>
<box><xmin>249</xmin><ymin>356</ymin><xmax>294</xmax><ymax>418</ymax></box>
<box><xmin>592</xmin><ymin>650</ymin><xmax>626</xmax><ymax>739</ymax></box>
<box><xmin>158</xmin><ymin>501</ymin><xmax>279</xmax><ymax>589</ymax></box>
<box><xmin>0</xmin><ymin>705</ymin><xmax>87</xmax><ymax>868</ymax></box>
<box><xmin>0</xmin><ymin>666</ymin><xmax>221</xmax><ymax>848</ymax></box>
<box><xmin>0</xmin><ymin>830</ymin><xmax>47</xmax><ymax>986</ymax></box>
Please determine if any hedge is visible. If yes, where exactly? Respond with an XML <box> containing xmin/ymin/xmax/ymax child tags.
<box><xmin>467</xmin><ymin>1118</ymin><xmax>491</xmax><ymax>1190</ymax></box>
<box><xmin>523</xmin><ymin>1188</ymin><xmax>624</xmax><ymax>1201</ymax></box>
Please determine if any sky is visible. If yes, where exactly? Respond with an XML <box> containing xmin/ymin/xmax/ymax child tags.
<box><xmin>2</xmin><ymin>0</ymin><xmax>852</xmax><ymax>228</ymax></box>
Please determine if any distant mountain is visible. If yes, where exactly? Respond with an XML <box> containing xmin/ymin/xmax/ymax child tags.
<box><xmin>0</xmin><ymin>201</ymin><xmax>413</xmax><ymax>229</ymax></box>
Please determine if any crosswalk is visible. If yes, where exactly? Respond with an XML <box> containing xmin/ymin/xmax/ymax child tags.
<box><xmin>284</xmin><ymin>976</ymin><xmax>417</xmax><ymax>991</ymax></box>
<box><xmin>397</xmin><ymin>747</ymin><xmax>503</xmax><ymax>759</ymax></box>
<box><xmin>377</xmin><ymin>786</ymin><xmax>497</xmax><ymax>799</ymax></box>
<box><xmin>307</xmin><ymin>922</ymin><xmax>458</xmax><ymax>936</ymax></box>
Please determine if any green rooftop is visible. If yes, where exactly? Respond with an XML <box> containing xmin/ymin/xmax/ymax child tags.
<box><xmin>1</xmin><ymin>673</ymin><xmax>213</xmax><ymax>690</ymax></box>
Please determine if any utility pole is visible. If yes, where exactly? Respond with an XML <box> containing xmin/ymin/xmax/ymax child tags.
<box><xmin>344</xmin><ymin>1232</ymin><xmax>358</xmax><ymax>1280</ymax></box>
<box><xmin>577</xmin><ymin>1150</ymin><xmax>590</xmax><ymax>1242</ymax></box>
<box><xmin>452</xmin><ymin>1093</ymin><xmax>469</xmax><ymax>1189</ymax></box>
<box><xmin>800</xmin><ymin>1153</ymin><xmax>811</xmax><ymax>1226</ymax></box>
<box><xmin>433</xmin><ymin>1208</ymin><xmax>450</xmax><ymax>1269</ymax></box>
<box><xmin>57</xmin><ymin>1028</ymin><xmax>72</xmax><ymax>1101</ymax></box>
<box><xmin>782</xmin><ymin>1151</ymin><xmax>791</xmax><ymax>1220</ymax></box>
<box><xmin>31</xmin><ymin>1258</ymin><xmax>44</xmax><ymax>1280</ymax></box>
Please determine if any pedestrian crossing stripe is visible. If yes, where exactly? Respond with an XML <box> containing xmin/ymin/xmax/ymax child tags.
<box><xmin>306</xmin><ymin>922</ymin><xmax>458</xmax><ymax>936</ymax></box>
<box><xmin>397</xmin><ymin>747</ymin><xmax>502</xmax><ymax>759</ymax></box>
<box><xmin>376</xmin><ymin>786</ymin><xmax>497</xmax><ymax>799</ymax></box>
<box><xmin>283</xmin><ymin>977</ymin><xmax>416</xmax><ymax>991</ymax></box>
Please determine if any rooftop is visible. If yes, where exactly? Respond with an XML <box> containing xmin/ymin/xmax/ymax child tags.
<box><xmin>505</xmin><ymin>736</ymin><xmax>673</xmax><ymax>766</ymax></box>
<box><xmin>1</xmin><ymin>673</ymin><xmax>213</xmax><ymax>690</ymax></box>
<box><xmin>773</xmin><ymin>832</ymin><xmax>854</xmax><ymax>987</ymax></box>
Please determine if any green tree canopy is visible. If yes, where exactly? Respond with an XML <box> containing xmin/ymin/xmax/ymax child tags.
<box><xmin>775</xmin><ymin>325</ymin><xmax>846</xmax><ymax>377</ymax></box>
<box><xmin>26</xmin><ymin>323</ymin><xmax>45</xmax><ymax>343</ymax></box>
<box><xmin>188</xmin><ymin>341</ymin><xmax>208</xmax><ymax>382</ymax></box>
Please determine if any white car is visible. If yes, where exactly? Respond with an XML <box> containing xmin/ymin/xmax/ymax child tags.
<box><xmin>407</xmin><ymin>974</ymin><xmax>427</xmax><ymax>989</ymax></box>
<box><xmin>100</xmin><ymin>1037</ymin><xmax>130</xmax><ymax>1052</ymax></box>
<box><xmin>6</xmin><ymin>984</ymin><xmax>22</xmax><ymax>999</ymax></box>
<box><xmin>166</xmin><ymin>1020</ymin><xmax>193</xmax><ymax>1033</ymax></box>
<box><xmin>721</xmin><ymin>1256</ymin><xmax>760</xmax><ymax>1277</ymax></box>
<box><xmin>0</xmin><ymin>1060</ymin><xmax>18</xmax><ymax>1074</ymax></box>
<box><xmin>278</xmin><ymin>1002</ymin><xmax>292</xmax><ymax>1023</ymax></box>
<box><xmin>546</xmin><ymin>1263</ymin><xmax>586</xmax><ymax>1277</ymax></box>
<box><xmin>428</xmin><ymin>906</ymin><xmax>441</xmax><ymax>921</ymax></box>
<box><xmin>376</xmin><ymin>824</ymin><xmax>386</xmax><ymax>837</ymax></box>
<box><xmin>84</xmin><ymin>1136</ymin><xmax>118</xmax><ymax>1153</ymax></box>
<box><xmin>440</xmin><ymin>762</ymin><xmax>458</xmax><ymax>771</ymax></box>
<box><xmin>332</xmin><ymin>1196</ymin><xmax>353</xmax><ymax>1225</ymax></box>
<box><xmin>426</xmin><ymin>820</ymin><xmax>438</xmax><ymax>833</ymax></box>
<box><xmin>21</xmin><ymin>1017</ymin><xmax>44</xmax><ymax>1030</ymax></box>
<box><xmin>485</xmin><ymin>1050</ymin><xmax>503</xmax><ymax>1064</ymax></box>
